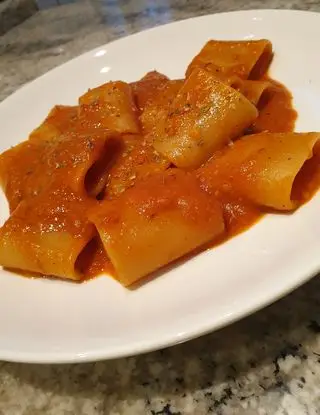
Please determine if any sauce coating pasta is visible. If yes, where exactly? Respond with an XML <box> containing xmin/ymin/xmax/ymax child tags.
<box><xmin>0</xmin><ymin>38</ymin><xmax>319</xmax><ymax>287</ymax></box>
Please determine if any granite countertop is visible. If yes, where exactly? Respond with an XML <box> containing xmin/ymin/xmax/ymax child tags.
<box><xmin>0</xmin><ymin>0</ymin><xmax>320</xmax><ymax>414</ymax></box>
<box><xmin>0</xmin><ymin>0</ymin><xmax>38</xmax><ymax>35</ymax></box>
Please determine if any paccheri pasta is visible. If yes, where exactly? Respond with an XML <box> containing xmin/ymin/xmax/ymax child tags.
<box><xmin>0</xmin><ymin>39</ymin><xmax>319</xmax><ymax>286</ymax></box>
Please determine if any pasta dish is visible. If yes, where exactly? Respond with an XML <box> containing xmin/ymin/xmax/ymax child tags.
<box><xmin>0</xmin><ymin>39</ymin><xmax>319</xmax><ymax>287</ymax></box>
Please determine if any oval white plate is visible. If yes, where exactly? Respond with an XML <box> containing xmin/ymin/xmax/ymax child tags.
<box><xmin>1</xmin><ymin>9</ymin><xmax>320</xmax><ymax>363</ymax></box>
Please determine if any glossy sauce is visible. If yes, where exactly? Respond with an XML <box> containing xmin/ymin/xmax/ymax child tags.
<box><xmin>75</xmin><ymin>74</ymin><xmax>301</xmax><ymax>280</ymax></box>
<box><xmin>291</xmin><ymin>149</ymin><xmax>320</xmax><ymax>204</ymax></box>
<box><xmin>5</xmin><ymin>66</ymin><xmax>320</xmax><ymax>284</ymax></box>
<box><xmin>210</xmin><ymin>80</ymin><xmax>320</xmax><ymax>249</ymax></box>
<box><xmin>205</xmin><ymin>77</ymin><xmax>299</xmax><ymax>246</ymax></box>
<box><xmin>251</xmin><ymin>77</ymin><xmax>297</xmax><ymax>133</ymax></box>
<box><xmin>216</xmin><ymin>147</ymin><xmax>320</xmax><ymax>247</ymax></box>
<box><xmin>76</xmin><ymin>237</ymin><xmax>114</xmax><ymax>281</ymax></box>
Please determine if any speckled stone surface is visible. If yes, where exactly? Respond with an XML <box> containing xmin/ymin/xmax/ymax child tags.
<box><xmin>0</xmin><ymin>1</ymin><xmax>320</xmax><ymax>414</ymax></box>
<box><xmin>0</xmin><ymin>0</ymin><xmax>38</xmax><ymax>35</ymax></box>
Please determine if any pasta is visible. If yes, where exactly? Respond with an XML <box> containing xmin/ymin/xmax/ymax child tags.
<box><xmin>29</xmin><ymin>105</ymin><xmax>78</xmax><ymax>142</ymax></box>
<box><xmin>0</xmin><ymin>129</ymin><xmax>120</xmax><ymax>211</ymax></box>
<box><xmin>153</xmin><ymin>68</ymin><xmax>258</xmax><ymax>168</ymax></box>
<box><xmin>0</xmin><ymin>38</ymin><xmax>319</xmax><ymax>287</ymax></box>
<box><xmin>104</xmin><ymin>134</ymin><xmax>170</xmax><ymax>199</ymax></box>
<box><xmin>186</xmin><ymin>39</ymin><xmax>272</xmax><ymax>80</ymax></box>
<box><xmin>79</xmin><ymin>81</ymin><xmax>140</xmax><ymax>134</ymax></box>
<box><xmin>233</xmin><ymin>79</ymin><xmax>272</xmax><ymax>106</ymax></box>
<box><xmin>250</xmin><ymin>79</ymin><xmax>297</xmax><ymax>133</ymax></box>
<box><xmin>131</xmin><ymin>71</ymin><xmax>170</xmax><ymax>112</ymax></box>
<box><xmin>140</xmin><ymin>79</ymin><xmax>184</xmax><ymax>137</ymax></box>
<box><xmin>90</xmin><ymin>170</ymin><xmax>224</xmax><ymax>286</ymax></box>
<box><xmin>198</xmin><ymin>132</ymin><xmax>320</xmax><ymax>211</ymax></box>
<box><xmin>0</xmin><ymin>189</ymin><xmax>95</xmax><ymax>280</ymax></box>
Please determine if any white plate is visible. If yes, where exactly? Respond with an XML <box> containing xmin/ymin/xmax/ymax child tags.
<box><xmin>1</xmin><ymin>9</ymin><xmax>320</xmax><ymax>363</ymax></box>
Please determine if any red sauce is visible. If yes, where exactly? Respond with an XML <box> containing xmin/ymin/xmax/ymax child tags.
<box><xmin>83</xmin><ymin>73</ymin><xmax>300</xmax><ymax>281</ymax></box>
<box><xmin>220</xmin><ymin>197</ymin><xmax>261</xmax><ymax>237</ymax></box>
<box><xmin>251</xmin><ymin>77</ymin><xmax>297</xmax><ymax>133</ymax></box>
<box><xmin>4</xmin><ymin>56</ymin><xmax>320</xmax><ymax>285</ymax></box>
<box><xmin>199</xmin><ymin>75</ymin><xmax>314</xmax><ymax>247</ymax></box>
<box><xmin>291</xmin><ymin>148</ymin><xmax>320</xmax><ymax>204</ymax></box>
<box><xmin>76</xmin><ymin>237</ymin><xmax>114</xmax><ymax>280</ymax></box>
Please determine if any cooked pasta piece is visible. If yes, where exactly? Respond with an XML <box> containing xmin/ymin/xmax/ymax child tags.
<box><xmin>79</xmin><ymin>81</ymin><xmax>140</xmax><ymax>134</ymax></box>
<box><xmin>251</xmin><ymin>80</ymin><xmax>297</xmax><ymax>133</ymax></box>
<box><xmin>198</xmin><ymin>132</ymin><xmax>320</xmax><ymax>210</ymax></box>
<box><xmin>0</xmin><ymin>189</ymin><xmax>96</xmax><ymax>280</ymax></box>
<box><xmin>90</xmin><ymin>169</ymin><xmax>225</xmax><ymax>286</ymax></box>
<box><xmin>84</xmin><ymin>136</ymin><xmax>124</xmax><ymax>197</ymax></box>
<box><xmin>1</xmin><ymin>38</ymin><xmax>316</xmax><ymax>286</ymax></box>
<box><xmin>131</xmin><ymin>71</ymin><xmax>170</xmax><ymax>112</ymax></box>
<box><xmin>75</xmin><ymin>236</ymin><xmax>113</xmax><ymax>279</ymax></box>
<box><xmin>186</xmin><ymin>39</ymin><xmax>272</xmax><ymax>80</ymax></box>
<box><xmin>291</xmin><ymin>142</ymin><xmax>320</xmax><ymax>203</ymax></box>
<box><xmin>0</xmin><ymin>130</ymin><xmax>119</xmax><ymax>211</ymax></box>
<box><xmin>234</xmin><ymin>79</ymin><xmax>273</xmax><ymax>106</ymax></box>
<box><xmin>140</xmin><ymin>79</ymin><xmax>184</xmax><ymax>136</ymax></box>
<box><xmin>29</xmin><ymin>105</ymin><xmax>78</xmax><ymax>142</ymax></box>
<box><xmin>153</xmin><ymin>68</ymin><xmax>258</xmax><ymax>169</ymax></box>
<box><xmin>104</xmin><ymin>134</ymin><xmax>170</xmax><ymax>199</ymax></box>
<box><xmin>82</xmin><ymin>133</ymin><xmax>169</xmax><ymax>200</ymax></box>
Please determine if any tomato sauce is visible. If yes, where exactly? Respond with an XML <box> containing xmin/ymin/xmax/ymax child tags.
<box><xmin>251</xmin><ymin>77</ymin><xmax>297</xmax><ymax>133</ymax></box>
<box><xmin>74</xmin><ymin>73</ymin><xmax>302</xmax><ymax>279</ymax></box>
<box><xmin>76</xmin><ymin>237</ymin><xmax>114</xmax><ymax>281</ymax></box>
<box><xmin>5</xmin><ymin>65</ymin><xmax>320</xmax><ymax>285</ymax></box>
